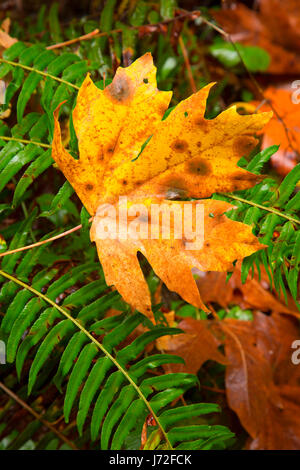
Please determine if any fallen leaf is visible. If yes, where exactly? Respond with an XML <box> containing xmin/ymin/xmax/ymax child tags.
<box><xmin>195</xmin><ymin>261</ymin><xmax>300</xmax><ymax>317</ymax></box>
<box><xmin>212</xmin><ymin>0</ymin><xmax>300</xmax><ymax>74</ymax></box>
<box><xmin>251</xmin><ymin>87</ymin><xmax>300</xmax><ymax>176</ymax></box>
<box><xmin>162</xmin><ymin>317</ymin><xmax>228</xmax><ymax>374</ymax></box>
<box><xmin>224</xmin><ymin>312</ymin><xmax>300</xmax><ymax>449</ymax></box>
<box><xmin>52</xmin><ymin>53</ymin><xmax>271</xmax><ymax>318</ymax></box>
<box><xmin>0</xmin><ymin>18</ymin><xmax>17</xmax><ymax>49</ymax></box>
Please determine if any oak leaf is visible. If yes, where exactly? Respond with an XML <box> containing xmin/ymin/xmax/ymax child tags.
<box><xmin>52</xmin><ymin>53</ymin><xmax>271</xmax><ymax>318</ymax></box>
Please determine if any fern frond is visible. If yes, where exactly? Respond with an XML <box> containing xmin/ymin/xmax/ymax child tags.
<box><xmin>215</xmin><ymin>150</ymin><xmax>300</xmax><ymax>307</ymax></box>
<box><xmin>0</xmin><ymin>41</ymin><xmax>89</xmax><ymax>212</ymax></box>
<box><xmin>0</xmin><ymin>268</ymin><xmax>233</xmax><ymax>450</ymax></box>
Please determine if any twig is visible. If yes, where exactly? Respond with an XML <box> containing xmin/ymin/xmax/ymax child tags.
<box><xmin>47</xmin><ymin>28</ymin><xmax>99</xmax><ymax>50</ymax></box>
<box><xmin>46</xmin><ymin>11</ymin><xmax>201</xmax><ymax>51</ymax></box>
<box><xmin>0</xmin><ymin>381</ymin><xmax>78</xmax><ymax>450</ymax></box>
<box><xmin>201</xmin><ymin>384</ymin><xmax>226</xmax><ymax>394</ymax></box>
<box><xmin>0</xmin><ymin>222</ymin><xmax>89</xmax><ymax>258</ymax></box>
<box><xmin>179</xmin><ymin>35</ymin><xmax>197</xmax><ymax>93</ymax></box>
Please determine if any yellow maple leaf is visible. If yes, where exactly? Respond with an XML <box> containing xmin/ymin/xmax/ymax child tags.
<box><xmin>52</xmin><ymin>53</ymin><xmax>272</xmax><ymax>320</ymax></box>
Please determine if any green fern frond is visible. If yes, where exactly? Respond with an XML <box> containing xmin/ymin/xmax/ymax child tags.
<box><xmin>214</xmin><ymin>149</ymin><xmax>300</xmax><ymax>307</ymax></box>
<box><xmin>0</xmin><ymin>267</ymin><xmax>233</xmax><ymax>450</ymax></box>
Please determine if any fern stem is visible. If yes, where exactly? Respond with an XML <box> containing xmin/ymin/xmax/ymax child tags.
<box><xmin>0</xmin><ymin>58</ymin><xmax>79</xmax><ymax>90</ymax></box>
<box><xmin>0</xmin><ymin>381</ymin><xmax>78</xmax><ymax>450</ymax></box>
<box><xmin>222</xmin><ymin>193</ymin><xmax>300</xmax><ymax>226</ymax></box>
<box><xmin>0</xmin><ymin>135</ymin><xmax>52</xmax><ymax>148</ymax></box>
<box><xmin>0</xmin><ymin>269</ymin><xmax>173</xmax><ymax>450</ymax></box>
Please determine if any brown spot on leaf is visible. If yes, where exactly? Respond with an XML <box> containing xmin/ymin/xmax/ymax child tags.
<box><xmin>85</xmin><ymin>183</ymin><xmax>94</xmax><ymax>191</ymax></box>
<box><xmin>106</xmin><ymin>72</ymin><xmax>133</xmax><ymax>103</ymax></box>
<box><xmin>233</xmin><ymin>136</ymin><xmax>256</xmax><ymax>156</ymax></box>
<box><xmin>171</xmin><ymin>139</ymin><xmax>189</xmax><ymax>152</ymax></box>
<box><xmin>162</xmin><ymin>177</ymin><xmax>187</xmax><ymax>199</ymax></box>
<box><xmin>187</xmin><ymin>158</ymin><xmax>212</xmax><ymax>175</ymax></box>
<box><xmin>194</xmin><ymin>117</ymin><xmax>210</xmax><ymax>133</ymax></box>
<box><xmin>98</xmin><ymin>149</ymin><xmax>104</xmax><ymax>161</ymax></box>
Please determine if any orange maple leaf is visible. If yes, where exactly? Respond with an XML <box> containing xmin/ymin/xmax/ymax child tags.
<box><xmin>51</xmin><ymin>53</ymin><xmax>272</xmax><ymax>319</ymax></box>
<box><xmin>252</xmin><ymin>87</ymin><xmax>300</xmax><ymax>176</ymax></box>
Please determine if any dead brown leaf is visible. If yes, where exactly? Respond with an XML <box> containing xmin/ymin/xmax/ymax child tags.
<box><xmin>195</xmin><ymin>262</ymin><xmax>299</xmax><ymax>317</ymax></box>
<box><xmin>162</xmin><ymin>317</ymin><xmax>228</xmax><ymax>374</ymax></box>
<box><xmin>224</xmin><ymin>312</ymin><xmax>300</xmax><ymax>449</ymax></box>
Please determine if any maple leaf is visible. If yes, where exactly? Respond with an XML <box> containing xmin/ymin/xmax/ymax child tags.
<box><xmin>251</xmin><ymin>87</ymin><xmax>300</xmax><ymax>176</ymax></box>
<box><xmin>212</xmin><ymin>0</ymin><xmax>300</xmax><ymax>74</ymax></box>
<box><xmin>52</xmin><ymin>53</ymin><xmax>271</xmax><ymax>318</ymax></box>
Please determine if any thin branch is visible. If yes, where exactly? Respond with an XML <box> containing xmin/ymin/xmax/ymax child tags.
<box><xmin>179</xmin><ymin>35</ymin><xmax>197</xmax><ymax>93</ymax></box>
<box><xmin>45</xmin><ymin>10</ymin><xmax>201</xmax><ymax>50</ymax></box>
<box><xmin>47</xmin><ymin>28</ymin><xmax>100</xmax><ymax>50</ymax></box>
<box><xmin>0</xmin><ymin>269</ymin><xmax>173</xmax><ymax>450</ymax></box>
<box><xmin>0</xmin><ymin>381</ymin><xmax>78</xmax><ymax>450</ymax></box>
<box><xmin>0</xmin><ymin>58</ymin><xmax>79</xmax><ymax>90</ymax></box>
<box><xmin>0</xmin><ymin>223</ymin><xmax>87</xmax><ymax>258</ymax></box>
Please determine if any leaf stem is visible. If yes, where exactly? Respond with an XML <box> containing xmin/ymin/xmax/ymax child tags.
<box><xmin>0</xmin><ymin>58</ymin><xmax>79</xmax><ymax>90</ymax></box>
<box><xmin>222</xmin><ymin>193</ymin><xmax>300</xmax><ymax>226</ymax></box>
<box><xmin>0</xmin><ymin>269</ymin><xmax>173</xmax><ymax>450</ymax></box>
